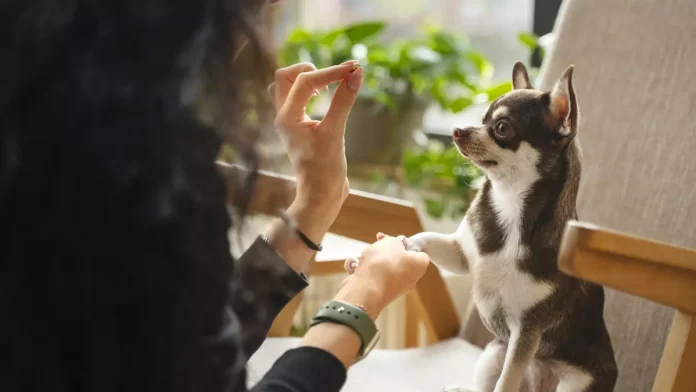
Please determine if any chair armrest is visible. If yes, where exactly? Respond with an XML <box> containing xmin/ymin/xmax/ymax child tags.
<box><xmin>558</xmin><ymin>221</ymin><xmax>696</xmax><ymax>313</ymax></box>
<box><xmin>215</xmin><ymin>161</ymin><xmax>423</xmax><ymax>240</ymax></box>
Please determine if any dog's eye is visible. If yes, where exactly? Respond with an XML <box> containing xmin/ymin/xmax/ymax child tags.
<box><xmin>495</xmin><ymin>122</ymin><xmax>512</xmax><ymax>138</ymax></box>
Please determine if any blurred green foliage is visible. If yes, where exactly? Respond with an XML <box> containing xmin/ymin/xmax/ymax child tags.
<box><xmin>402</xmin><ymin>141</ymin><xmax>482</xmax><ymax>219</ymax></box>
<box><xmin>279</xmin><ymin>21</ymin><xmax>511</xmax><ymax>114</ymax></box>
<box><xmin>518</xmin><ymin>32</ymin><xmax>545</xmax><ymax>61</ymax></box>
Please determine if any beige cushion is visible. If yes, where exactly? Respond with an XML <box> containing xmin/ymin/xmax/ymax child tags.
<box><xmin>248</xmin><ymin>338</ymin><xmax>482</xmax><ymax>391</ymax></box>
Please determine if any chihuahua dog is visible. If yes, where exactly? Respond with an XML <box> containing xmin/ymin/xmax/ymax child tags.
<box><xmin>405</xmin><ymin>63</ymin><xmax>617</xmax><ymax>392</ymax></box>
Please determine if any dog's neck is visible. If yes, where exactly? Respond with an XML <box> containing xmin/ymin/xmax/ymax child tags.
<box><xmin>486</xmin><ymin>159</ymin><xmax>540</xmax><ymax>230</ymax></box>
<box><xmin>486</xmin><ymin>141</ymin><xmax>581</xmax><ymax>242</ymax></box>
<box><xmin>488</xmin><ymin>165</ymin><xmax>540</xmax><ymax>202</ymax></box>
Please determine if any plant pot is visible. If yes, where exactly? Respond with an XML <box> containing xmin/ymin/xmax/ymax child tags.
<box><xmin>345</xmin><ymin>96</ymin><xmax>429</xmax><ymax>166</ymax></box>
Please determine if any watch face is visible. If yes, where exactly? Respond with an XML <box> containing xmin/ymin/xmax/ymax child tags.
<box><xmin>364</xmin><ymin>331</ymin><xmax>381</xmax><ymax>355</ymax></box>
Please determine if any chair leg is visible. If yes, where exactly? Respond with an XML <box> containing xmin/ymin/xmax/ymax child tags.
<box><xmin>405</xmin><ymin>293</ymin><xmax>420</xmax><ymax>348</ymax></box>
<box><xmin>652</xmin><ymin>311</ymin><xmax>696</xmax><ymax>392</ymax></box>
<box><xmin>414</xmin><ymin>263</ymin><xmax>461</xmax><ymax>343</ymax></box>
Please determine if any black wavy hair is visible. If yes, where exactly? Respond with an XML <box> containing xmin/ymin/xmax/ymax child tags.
<box><xmin>0</xmin><ymin>1</ymin><xmax>274</xmax><ymax>391</ymax></box>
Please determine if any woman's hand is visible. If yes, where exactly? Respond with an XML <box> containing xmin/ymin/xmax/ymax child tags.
<box><xmin>263</xmin><ymin>62</ymin><xmax>363</xmax><ymax>273</ymax></box>
<box><xmin>302</xmin><ymin>233</ymin><xmax>430</xmax><ymax>367</ymax></box>
<box><xmin>269</xmin><ymin>61</ymin><xmax>363</xmax><ymax>220</ymax></box>
<box><xmin>335</xmin><ymin>233</ymin><xmax>431</xmax><ymax>318</ymax></box>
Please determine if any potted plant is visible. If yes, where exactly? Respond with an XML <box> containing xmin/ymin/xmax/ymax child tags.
<box><xmin>278</xmin><ymin>22</ymin><xmax>509</xmax><ymax>165</ymax></box>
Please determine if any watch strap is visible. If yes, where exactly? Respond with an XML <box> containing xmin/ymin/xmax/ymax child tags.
<box><xmin>310</xmin><ymin>300</ymin><xmax>379</xmax><ymax>360</ymax></box>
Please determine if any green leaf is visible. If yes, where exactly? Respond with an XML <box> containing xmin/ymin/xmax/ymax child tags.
<box><xmin>321</xmin><ymin>27</ymin><xmax>345</xmax><ymax>46</ymax></box>
<box><xmin>427</xmin><ymin>29</ymin><xmax>469</xmax><ymax>55</ymax></box>
<box><xmin>518</xmin><ymin>32</ymin><xmax>539</xmax><ymax>53</ymax></box>
<box><xmin>429</xmin><ymin>75</ymin><xmax>450</xmax><ymax>106</ymax></box>
<box><xmin>408</xmin><ymin>73</ymin><xmax>429</xmax><ymax>94</ymax></box>
<box><xmin>395</xmin><ymin>41</ymin><xmax>419</xmax><ymax>73</ymax></box>
<box><xmin>345</xmin><ymin>21</ymin><xmax>386</xmax><ymax>43</ymax></box>
<box><xmin>402</xmin><ymin>151</ymin><xmax>424</xmax><ymax>186</ymax></box>
<box><xmin>409</xmin><ymin>45</ymin><xmax>441</xmax><ymax>65</ymax></box>
<box><xmin>286</xmin><ymin>28</ymin><xmax>313</xmax><ymax>44</ymax></box>
<box><xmin>424</xmin><ymin>198</ymin><xmax>446</xmax><ymax>218</ymax></box>
<box><xmin>467</xmin><ymin>51</ymin><xmax>494</xmax><ymax>79</ymax></box>
<box><xmin>449</xmin><ymin>96</ymin><xmax>474</xmax><ymax>113</ymax></box>
<box><xmin>366</xmin><ymin>47</ymin><xmax>390</xmax><ymax>64</ymax></box>
<box><xmin>447</xmin><ymin>68</ymin><xmax>469</xmax><ymax>85</ymax></box>
<box><xmin>482</xmin><ymin>81</ymin><xmax>513</xmax><ymax>101</ymax></box>
<box><xmin>537</xmin><ymin>47</ymin><xmax>546</xmax><ymax>61</ymax></box>
<box><xmin>431</xmin><ymin>32</ymin><xmax>457</xmax><ymax>55</ymax></box>
<box><xmin>278</xmin><ymin>44</ymin><xmax>301</xmax><ymax>67</ymax></box>
<box><xmin>297</xmin><ymin>47</ymin><xmax>318</xmax><ymax>65</ymax></box>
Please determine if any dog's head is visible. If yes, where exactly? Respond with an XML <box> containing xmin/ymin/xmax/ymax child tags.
<box><xmin>454</xmin><ymin>62</ymin><xmax>578</xmax><ymax>183</ymax></box>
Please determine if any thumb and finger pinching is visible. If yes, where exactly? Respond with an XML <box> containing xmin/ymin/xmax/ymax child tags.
<box><xmin>280</xmin><ymin>63</ymin><xmax>359</xmax><ymax>122</ymax></box>
<box><xmin>322</xmin><ymin>66</ymin><xmax>364</xmax><ymax>130</ymax></box>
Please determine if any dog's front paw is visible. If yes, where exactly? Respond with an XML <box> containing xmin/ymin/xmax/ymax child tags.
<box><xmin>403</xmin><ymin>233</ymin><xmax>429</xmax><ymax>253</ymax></box>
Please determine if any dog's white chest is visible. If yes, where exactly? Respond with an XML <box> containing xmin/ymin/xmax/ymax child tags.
<box><xmin>460</xmin><ymin>181</ymin><xmax>554</xmax><ymax>327</ymax></box>
<box><xmin>472</xmin><ymin>245</ymin><xmax>553</xmax><ymax>325</ymax></box>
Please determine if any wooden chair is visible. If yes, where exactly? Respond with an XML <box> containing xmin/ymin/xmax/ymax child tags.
<box><xmin>559</xmin><ymin>222</ymin><xmax>696</xmax><ymax>392</ymax></box>
<box><xmin>536</xmin><ymin>0</ymin><xmax>696</xmax><ymax>390</ymax></box>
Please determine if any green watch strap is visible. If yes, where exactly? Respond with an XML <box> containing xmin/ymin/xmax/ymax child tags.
<box><xmin>310</xmin><ymin>300</ymin><xmax>380</xmax><ymax>360</ymax></box>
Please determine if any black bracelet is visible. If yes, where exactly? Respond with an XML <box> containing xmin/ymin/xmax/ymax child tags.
<box><xmin>278</xmin><ymin>209</ymin><xmax>323</xmax><ymax>252</ymax></box>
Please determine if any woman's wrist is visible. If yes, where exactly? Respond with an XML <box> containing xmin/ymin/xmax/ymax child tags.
<box><xmin>262</xmin><ymin>197</ymin><xmax>342</xmax><ymax>273</ymax></box>
<box><xmin>285</xmin><ymin>199</ymin><xmax>339</xmax><ymax>245</ymax></box>
<box><xmin>302</xmin><ymin>275</ymin><xmax>385</xmax><ymax>368</ymax></box>
<box><xmin>332</xmin><ymin>276</ymin><xmax>386</xmax><ymax>319</ymax></box>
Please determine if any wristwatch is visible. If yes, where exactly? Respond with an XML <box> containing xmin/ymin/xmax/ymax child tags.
<box><xmin>310</xmin><ymin>300</ymin><xmax>380</xmax><ymax>361</ymax></box>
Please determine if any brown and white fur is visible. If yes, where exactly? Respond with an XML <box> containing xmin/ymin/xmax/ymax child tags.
<box><xmin>405</xmin><ymin>63</ymin><xmax>617</xmax><ymax>392</ymax></box>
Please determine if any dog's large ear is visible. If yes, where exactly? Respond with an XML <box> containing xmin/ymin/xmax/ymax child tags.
<box><xmin>548</xmin><ymin>65</ymin><xmax>578</xmax><ymax>138</ymax></box>
<box><xmin>512</xmin><ymin>62</ymin><xmax>533</xmax><ymax>90</ymax></box>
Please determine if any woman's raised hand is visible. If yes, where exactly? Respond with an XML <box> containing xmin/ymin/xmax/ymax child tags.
<box><xmin>269</xmin><ymin>61</ymin><xmax>363</xmax><ymax>221</ymax></box>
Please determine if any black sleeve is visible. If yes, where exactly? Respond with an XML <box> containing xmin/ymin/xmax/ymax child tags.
<box><xmin>250</xmin><ymin>347</ymin><xmax>347</xmax><ymax>392</ymax></box>
<box><xmin>231</xmin><ymin>237</ymin><xmax>309</xmax><ymax>358</ymax></box>
<box><xmin>232</xmin><ymin>239</ymin><xmax>348</xmax><ymax>392</ymax></box>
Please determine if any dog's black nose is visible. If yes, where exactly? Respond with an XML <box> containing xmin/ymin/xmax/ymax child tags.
<box><xmin>453</xmin><ymin>127</ymin><xmax>472</xmax><ymax>139</ymax></box>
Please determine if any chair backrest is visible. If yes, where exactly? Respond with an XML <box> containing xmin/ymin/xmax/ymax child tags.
<box><xmin>538</xmin><ymin>0</ymin><xmax>696</xmax><ymax>390</ymax></box>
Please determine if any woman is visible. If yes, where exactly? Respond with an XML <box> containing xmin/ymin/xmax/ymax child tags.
<box><xmin>0</xmin><ymin>1</ymin><xmax>430</xmax><ymax>392</ymax></box>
